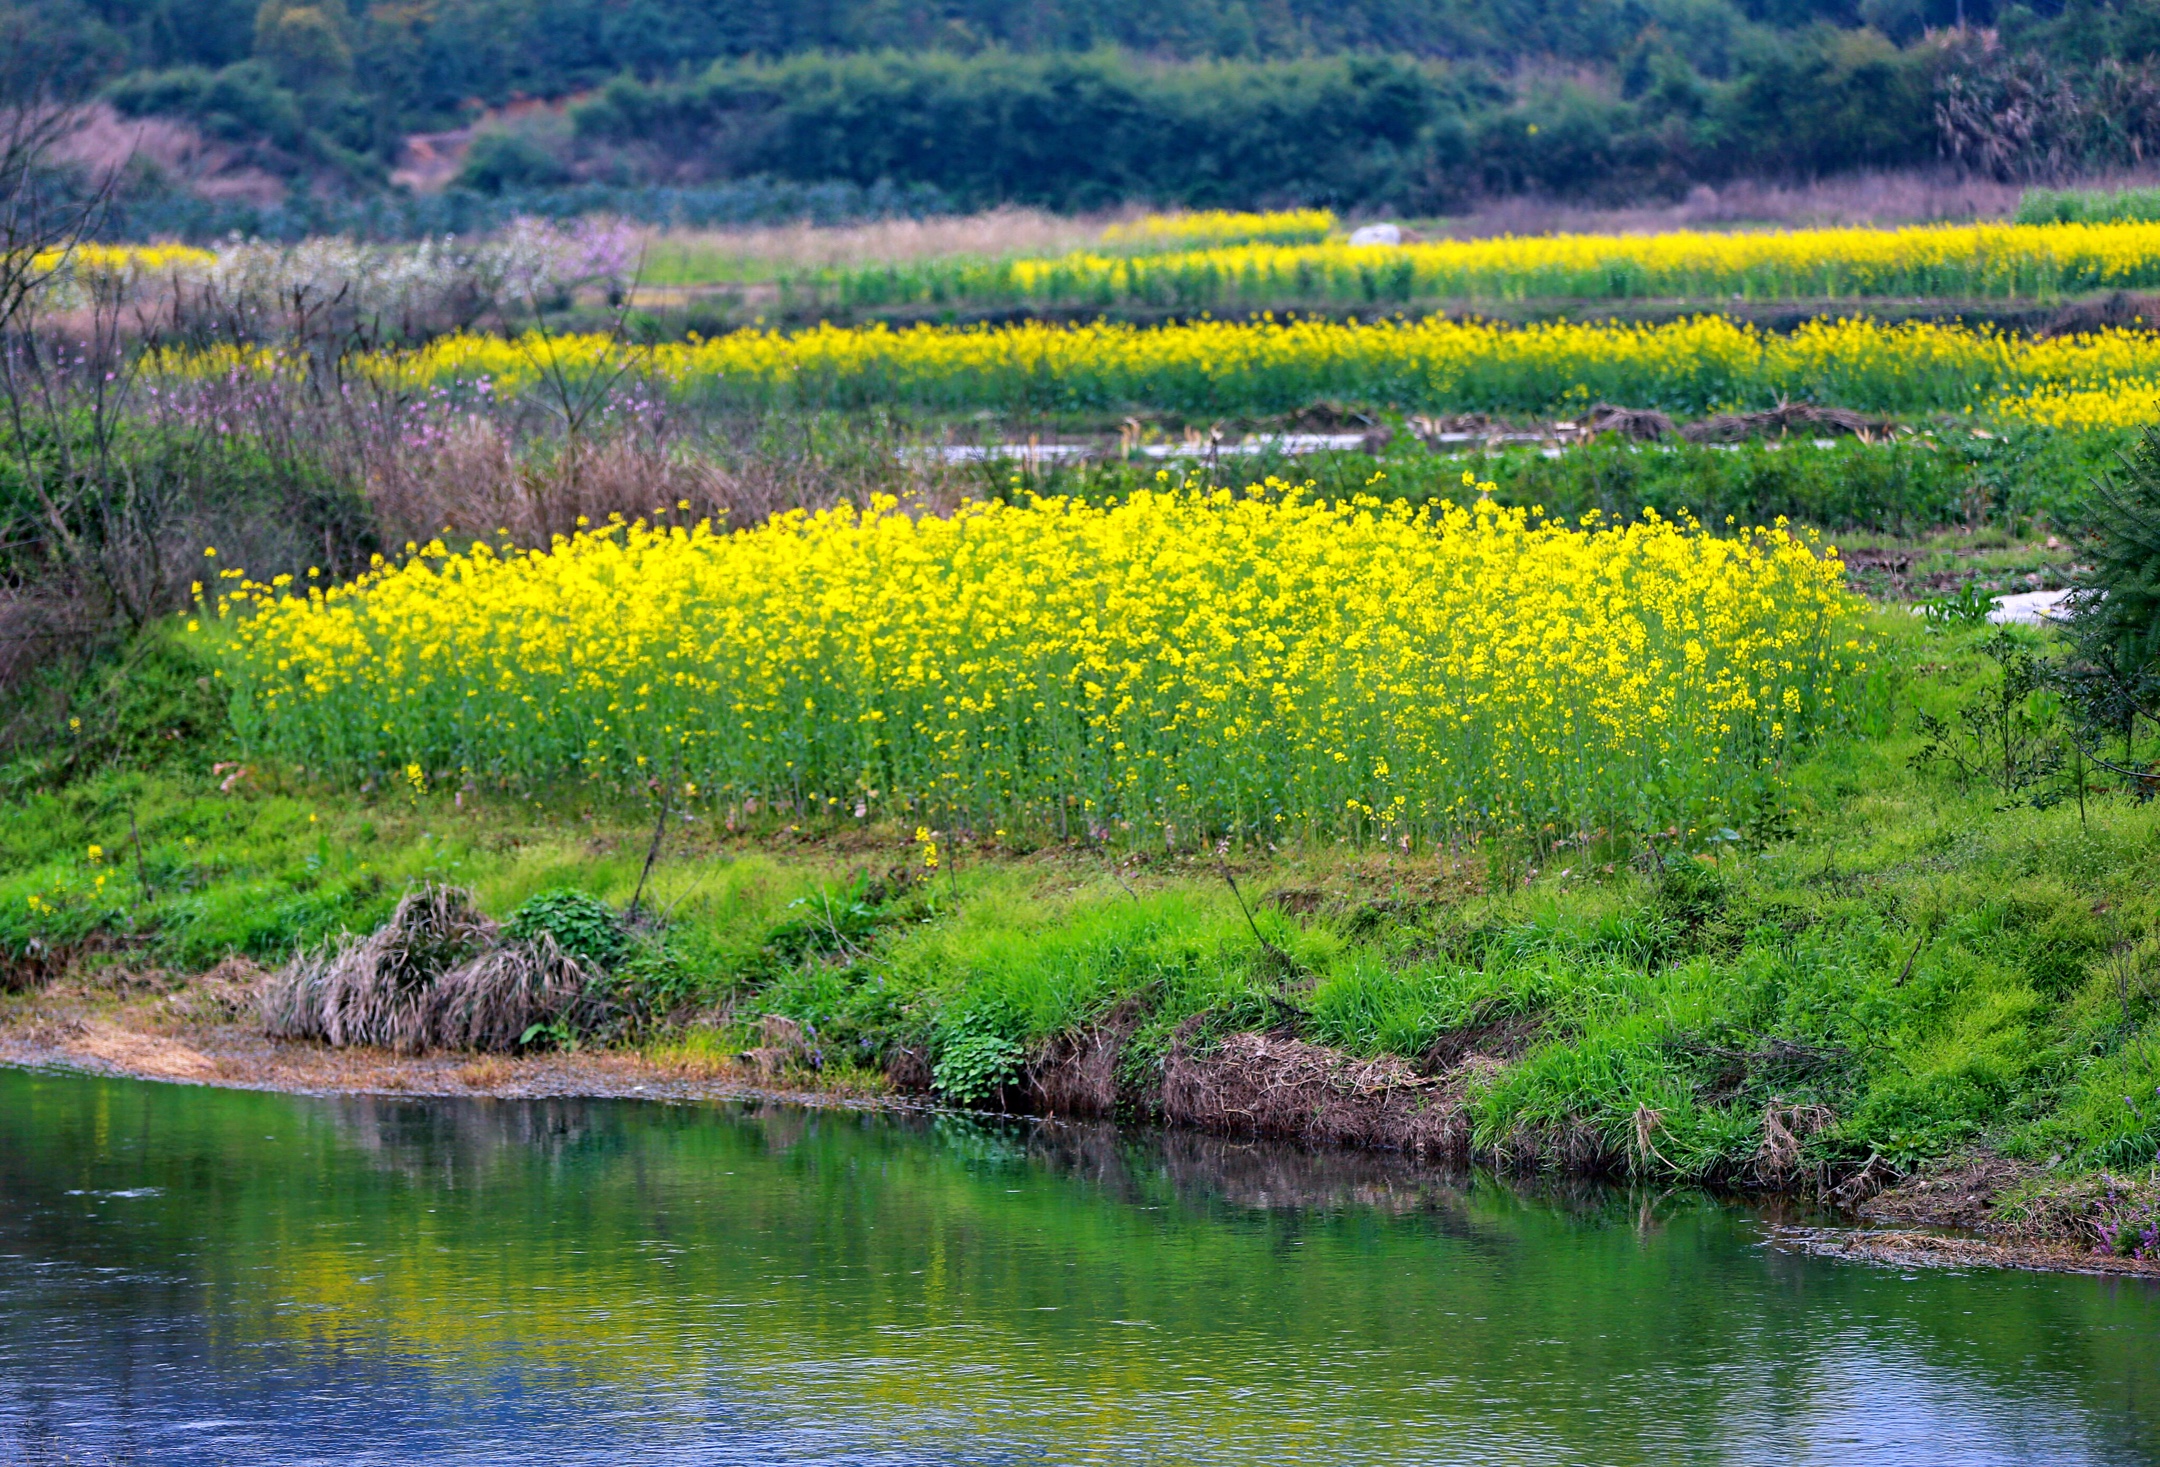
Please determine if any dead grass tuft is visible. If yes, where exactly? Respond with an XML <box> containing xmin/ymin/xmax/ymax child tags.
<box><xmin>1027</xmin><ymin>998</ymin><xmax>1148</xmax><ymax>1117</ymax></box>
<box><xmin>164</xmin><ymin>956</ymin><xmax>269</xmax><ymax>1023</ymax></box>
<box><xmin>1162</xmin><ymin>1026</ymin><xmax>1469</xmax><ymax>1160</ymax></box>
<box><xmin>428</xmin><ymin>932</ymin><xmax>603</xmax><ymax>1052</ymax></box>
<box><xmin>1680</xmin><ymin>402</ymin><xmax>1886</xmax><ymax>443</ymax></box>
<box><xmin>740</xmin><ymin>1012</ymin><xmax>814</xmax><ymax>1078</ymax></box>
<box><xmin>655</xmin><ymin>208</ymin><xmax>1105</xmax><ymax>275</ymax></box>
<box><xmin>455</xmin><ymin>1056</ymin><xmax>517</xmax><ymax>1088</ymax></box>
<box><xmin>1582</xmin><ymin>403</ymin><xmax>1677</xmax><ymax>441</ymax></box>
<box><xmin>1756</xmin><ymin>1100</ymin><xmax>1835</xmax><ymax>1183</ymax></box>
<box><xmin>262</xmin><ymin>883</ymin><xmax>609</xmax><ymax>1054</ymax></box>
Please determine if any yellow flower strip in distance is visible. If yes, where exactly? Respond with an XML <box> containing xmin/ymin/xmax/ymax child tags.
<box><xmin>1099</xmin><ymin>209</ymin><xmax>1337</xmax><ymax>251</ymax></box>
<box><xmin>292</xmin><ymin>315</ymin><xmax>2160</xmax><ymax>420</ymax></box>
<box><xmin>207</xmin><ymin>489</ymin><xmax>1863</xmax><ymax>847</ymax></box>
<box><xmin>29</xmin><ymin>242</ymin><xmax>220</xmax><ymax>280</ymax></box>
<box><xmin>902</xmin><ymin>221</ymin><xmax>2160</xmax><ymax>307</ymax></box>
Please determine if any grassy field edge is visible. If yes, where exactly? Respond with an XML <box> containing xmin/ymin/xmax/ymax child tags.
<box><xmin>5</xmin><ymin>610</ymin><xmax>2160</xmax><ymax>1265</ymax></box>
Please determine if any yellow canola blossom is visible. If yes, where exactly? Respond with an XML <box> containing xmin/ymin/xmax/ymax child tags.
<box><xmin>900</xmin><ymin>221</ymin><xmax>2160</xmax><ymax>306</ymax></box>
<box><xmin>1997</xmin><ymin>379</ymin><xmax>2160</xmax><ymax>431</ymax></box>
<box><xmin>274</xmin><ymin>313</ymin><xmax>2160</xmax><ymax>420</ymax></box>
<box><xmin>1099</xmin><ymin>209</ymin><xmax>1337</xmax><ymax>251</ymax></box>
<box><xmin>29</xmin><ymin>243</ymin><xmax>219</xmax><ymax>296</ymax></box>
<box><xmin>207</xmin><ymin>486</ymin><xmax>1863</xmax><ymax>846</ymax></box>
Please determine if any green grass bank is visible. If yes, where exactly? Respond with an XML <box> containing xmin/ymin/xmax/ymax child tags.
<box><xmin>3</xmin><ymin>605</ymin><xmax>2159</xmax><ymax>1258</ymax></box>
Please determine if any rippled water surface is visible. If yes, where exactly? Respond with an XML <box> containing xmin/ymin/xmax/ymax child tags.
<box><xmin>3</xmin><ymin>1067</ymin><xmax>2158</xmax><ymax>1465</ymax></box>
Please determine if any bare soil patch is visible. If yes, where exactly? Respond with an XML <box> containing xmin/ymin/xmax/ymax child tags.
<box><xmin>1770</xmin><ymin>1226</ymin><xmax>2160</xmax><ymax>1276</ymax></box>
<box><xmin>0</xmin><ymin>972</ymin><xmax>888</xmax><ymax>1110</ymax></box>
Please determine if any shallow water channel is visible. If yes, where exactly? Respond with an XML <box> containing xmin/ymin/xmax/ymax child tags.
<box><xmin>2</xmin><ymin>1067</ymin><xmax>2157</xmax><ymax>1466</ymax></box>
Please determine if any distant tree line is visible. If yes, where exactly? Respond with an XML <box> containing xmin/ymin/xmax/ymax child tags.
<box><xmin>10</xmin><ymin>0</ymin><xmax>2160</xmax><ymax>218</ymax></box>
<box><xmin>470</xmin><ymin>38</ymin><xmax>2160</xmax><ymax>210</ymax></box>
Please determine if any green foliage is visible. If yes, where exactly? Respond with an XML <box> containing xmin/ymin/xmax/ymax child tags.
<box><xmin>2017</xmin><ymin>185</ymin><xmax>2160</xmax><ymax>225</ymax></box>
<box><xmin>19</xmin><ymin>603</ymin><xmax>2160</xmax><ymax>1199</ymax></box>
<box><xmin>1920</xmin><ymin>580</ymin><xmax>1997</xmax><ymax>628</ymax></box>
<box><xmin>1910</xmin><ymin>629</ymin><xmax>2067</xmax><ymax>801</ymax></box>
<box><xmin>1292</xmin><ymin>435</ymin><xmax>2019</xmax><ymax>538</ymax></box>
<box><xmin>504</xmin><ymin>888</ymin><xmax>630</xmax><ymax>969</ymax></box>
<box><xmin>2</xmin><ymin>628</ymin><xmax>228</xmax><ymax>791</ymax></box>
<box><xmin>23</xmin><ymin>0</ymin><xmax>2160</xmax><ymax>219</ymax></box>
<box><xmin>107</xmin><ymin>61</ymin><xmax>310</xmax><ymax>150</ymax></box>
<box><xmin>2059</xmin><ymin>427</ymin><xmax>2160</xmax><ymax>757</ymax></box>
<box><xmin>456</xmin><ymin>126</ymin><xmax>571</xmax><ymax>194</ymax></box>
<box><xmin>568</xmin><ymin>53</ymin><xmax>1460</xmax><ymax>212</ymax></box>
<box><xmin>932</xmin><ymin>1003</ymin><xmax>1027</xmax><ymax>1104</ymax></box>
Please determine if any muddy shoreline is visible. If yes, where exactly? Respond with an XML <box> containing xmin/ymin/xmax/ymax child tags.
<box><xmin>4</xmin><ymin>980</ymin><xmax>2152</xmax><ymax>1281</ymax></box>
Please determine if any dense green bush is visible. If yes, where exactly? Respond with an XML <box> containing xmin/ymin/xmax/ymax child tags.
<box><xmin>2060</xmin><ymin>427</ymin><xmax>2160</xmax><ymax>751</ymax></box>
<box><xmin>505</xmin><ymin>889</ymin><xmax>631</xmax><ymax>969</ymax></box>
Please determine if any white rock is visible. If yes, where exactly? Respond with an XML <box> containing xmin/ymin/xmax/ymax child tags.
<box><xmin>1988</xmin><ymin>589</ymin><xmax>2072</xmax><ymax>625</ymax></box>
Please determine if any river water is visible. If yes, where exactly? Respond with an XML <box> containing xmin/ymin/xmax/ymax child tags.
<box><xmin>1</xmin><ymin>1066</ymin><xmax>2156</xmax><ymax>1465</ymax></box>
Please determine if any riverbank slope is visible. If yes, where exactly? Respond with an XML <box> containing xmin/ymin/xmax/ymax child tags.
<box><xmin>5</xmin><ymin>609</ymin><xmax>2160</xmax><ymax>1271</ymax></box>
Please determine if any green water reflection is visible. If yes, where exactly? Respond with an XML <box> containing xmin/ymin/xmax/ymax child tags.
<box><xmin>2</xmin><ymin>1066</ymin><xmax>2157</xmax><ymax>1465</ymax></box>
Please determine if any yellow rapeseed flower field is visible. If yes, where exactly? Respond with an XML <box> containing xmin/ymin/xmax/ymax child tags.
<box><xmin>205</xmin><ymin>313</ymin><xmax>2160</xmax><ymax>420</ymax></box>
<box><xmin>1995</xmin><ymin>378</ymin><xmax>2160</xmax><ymax>430</ymax></box>
<box><xmin>835</xmin><ymin>220</ymin><xmax>2160</xmax><ymax>308</ymax></box>
<box><xmin>28</xmin><ymin>243</ymin><xmax>220</xmax><ymax>308</ymax></box>
<box><xmin>206</xmin><ymin>484</ymin><xmax>1864</xmax><ymax>847</ymax></box>
<box><xmin>1098</xmin><ymin>209</ymin><xmax>1337</xmax><ymax>251</ymax></box>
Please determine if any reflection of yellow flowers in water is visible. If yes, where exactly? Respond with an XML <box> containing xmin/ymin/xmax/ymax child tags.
<box><xmin>206</xmin><ymin>484</ymin><xmax>1863</xmax><ymax>845</ymax></box>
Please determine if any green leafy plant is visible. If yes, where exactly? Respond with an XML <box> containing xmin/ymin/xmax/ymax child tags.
<box><xmin>2058</xmin><ymin>426</ymin><xmax>2160</xmax><ymax>790</ymax></box>
<box><xmin>1919</xmin><ymin>579</ymin><xmax>1996</xmax><ymax>629</ymax></box>
<box><xmin>504</xmin><ymin>889</ymin><xmax>631</xmax><ymax>970</ymax></box>
<box><xmin>1912</xmin><ymin>630</ymin><xmax>2064</xmax><ymax>801</ymax></box>
<box><xmin>932</xmin><ymin>1005</ymin><xmax>1026</xmax><ymax>1106</ymax></box>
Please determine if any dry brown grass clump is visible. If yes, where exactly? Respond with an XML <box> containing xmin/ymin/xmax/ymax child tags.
<box><xmin>262</xmin><ymin>883</ymin><xmax>607</xmax><ymax>1054</ymax></box>
<box><xmin>655</xmin><ymin>208</ymin><xmax>1104</xmax><ymax>274</ymax></box>
<box><xmin>365</xmin><ymin>416</ymin><xmax>979</xmax><ymax>549</ymax></box>
<box><xmin>1680</xmin><ymin>402</ymin><xmax>1886</xmax><ymax>442</ymax></box>
<box><xmin>1581</xmin><ymin>403</ymin><xmax>1678</xmax><ymax>441</ymax></box>
<box><xmin>1438</xmin><ymin>170</ymin><xmax>2033</xmax><ymax>238</ymax></box>
<box><xmin>1162</xmin><ymin>1026</ymin><xmax>1469</xmax><ymax>1161</ymax></box>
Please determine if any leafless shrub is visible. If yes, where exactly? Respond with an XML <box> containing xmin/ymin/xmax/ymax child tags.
<box><xmin>365</xmin><ymin>408</ymin><xmax>977</xmax><ymax>548</ymax></box>
<box><xmin>1937</xmin><ymin>47</ymin><xmax>2089</xmax><ymax>183</ymax></box>
<box><xmin>368</xmin><ymin>418</ymin><xmax>732</xmax><ymax>545</ymax></box>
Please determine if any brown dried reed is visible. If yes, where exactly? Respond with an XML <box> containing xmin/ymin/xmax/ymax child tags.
<box><xmin>1161</xmin><ymin>1026</ymin><xmax>1469</xmax><ymax>1160</ymax></box>
<box><xmin>365</xmin><ymin>416</ymin><xmax>975</xmax><ymax>548</ymax></box>
<box><xmin>262</xmin><ymin>883</ymin><xmax>608</xmax><ymax>1053</ymax></box>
